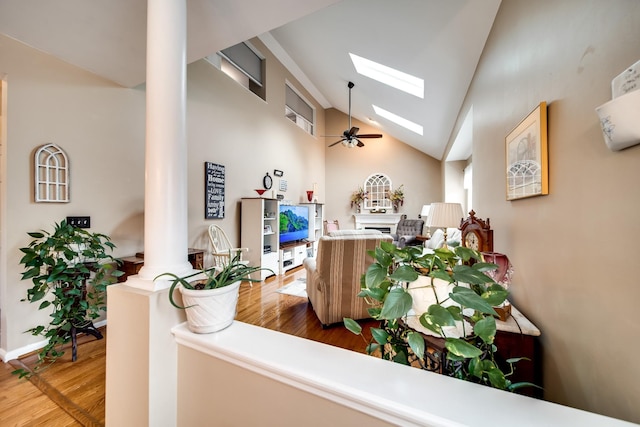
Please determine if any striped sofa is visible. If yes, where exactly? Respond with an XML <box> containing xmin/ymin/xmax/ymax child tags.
<box><xmin>303</xmin><ymin>230</ymin><xmax>393</xmax><ymax>327</ymax></box>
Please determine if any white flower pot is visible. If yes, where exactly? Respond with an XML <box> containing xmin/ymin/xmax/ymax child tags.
<box><xmin>407</xmin><ymin>276</ymin><xmax>471</xmax><ymax>338</ymax></box>
<box><xmin>407</xmin><ymin>276</ymin><xmax>456</xmax><ymax>315</ymax></box>
<box><xmin>179</xmin><ymin>281</ymin><xmax>241</xmax><ymax>333</ymax></box>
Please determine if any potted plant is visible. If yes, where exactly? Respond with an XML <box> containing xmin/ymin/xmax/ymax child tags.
<box><xmin>350</xmin><ymin>187</ymin><xmax>367</xmax><ymax>213</ymax></box>
<box><xmin>17</xmin><ymin>220</ymin><xmax>122</xmax><ymax>377</ymax></box>
<box><xmin>345</xmin><ymin>241</ymin><xmax>537</xmax><ymax>392</ymax></box>
<box><xmin>387</xmin><ymin>185</ymin><xmax>404</xmax><ymax>212</ymax></box>
<box><xmin>157</xmin><ymin>252</ymin><xmax>273</xmax><ymax>333</ymax></box>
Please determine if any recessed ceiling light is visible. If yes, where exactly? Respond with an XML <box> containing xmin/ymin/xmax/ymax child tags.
<box><xmin>350</xmin><ymin>53</ymin><xmax>424</xmax><ymax>98</ymax></box>
<box><xmin>373</xmin><ymin>105</ymin><xmax>423</xmax><ymax>135</ymax></box>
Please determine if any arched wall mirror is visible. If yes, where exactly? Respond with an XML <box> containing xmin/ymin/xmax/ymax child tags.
<box><xmin>363</xmin><ymin>173</ymin><xmax>393</xmax><ymax>211</ymax></box>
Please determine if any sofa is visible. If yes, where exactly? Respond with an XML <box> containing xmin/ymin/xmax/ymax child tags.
<box><xmin>423</xmin><ymin>227</ymin><xmax>462</xmax><ymax>251</ymax></box>
<box><xmin>303</xmin><ymin>229</ymin><xmax>393</xmax><ymax>327</ymax></box>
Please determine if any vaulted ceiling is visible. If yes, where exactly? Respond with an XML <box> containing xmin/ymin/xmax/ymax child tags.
<box><xmin>0</xmin><ymin>0</ymin><xmax>501</xmax><ymax>160</ymax></box>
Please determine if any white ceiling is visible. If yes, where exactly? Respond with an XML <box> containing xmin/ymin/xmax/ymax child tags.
<box><xmin>0</xmin><ymin>0</ymin><xmax>500</xmax><ymax>160</ymax></box>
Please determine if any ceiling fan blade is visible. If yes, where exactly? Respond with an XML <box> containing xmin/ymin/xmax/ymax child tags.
<box><xmin>356</xmin><ymin>133</ymin><xmax>383</xmax><ymax>138</ymax></box>
<box><xmin>347</xmin><ymin>126</ymin><xmax>359</xmax><ymax>137</ymax></box>
<box><xmin>328</xmin><ymin>138</ymin><xmax>346</xmax><ymax>147</ymax></box>
<box><xmin>356</xmin><ymin>139</ymin><xmax>365</xmax><ymax>148</ymax></box>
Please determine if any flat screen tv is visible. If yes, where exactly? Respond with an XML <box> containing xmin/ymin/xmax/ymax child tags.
<box><xmin>279</xmin><ymin>204</ymin><xmax>310</xmax><ymax>245</ymax></box>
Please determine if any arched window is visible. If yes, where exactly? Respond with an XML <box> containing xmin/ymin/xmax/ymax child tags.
<box><xmin>363</xmin><ymin>173</ymin><xmax>393</xmax><ymax>211</ymax></box>
<box><xmin>35</xmin><ymin>143</ymin><xmax>69</xmax><ymax>202</ymax></box>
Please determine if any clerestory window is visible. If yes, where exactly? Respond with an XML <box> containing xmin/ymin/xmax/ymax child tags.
<box><xmin>216</xmin><ymin>41</ymin><xmax>266</xmax><ymax>101</ymax></box>
<box><xmin>285</xmin><ymin>82</ymin><xmax>314</xmax><ymax>135</ymax></box>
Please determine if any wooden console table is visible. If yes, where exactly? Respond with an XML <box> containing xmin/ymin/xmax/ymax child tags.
<box><xmin>118</xmin><ymin>248</ymin><xmax>206</xmax><ymax>282</ymax></box>
<box><xmin>404</xmin><ymin>305</ymin><xmax>542</xmax><ymax>397</ymax></box>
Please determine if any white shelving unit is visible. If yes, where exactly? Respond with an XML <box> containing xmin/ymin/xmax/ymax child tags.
<box><xmin>242</xmin><ymin>199</ymin><xmax>323</xmax><ymax>278</ymax></box>
<box><xmin>241</xmin><ymin>198</ymin><xmax>279</xmax><ymax>280</ymax></box>
<box><xmin>279</xmin><ymin>242</ymin><xmax>309</xmax><ymax>274</ymax></box>
<box><xmin>301</xmin><ymin>202</ymin><xmax>324</xmax><ymax>257</ymax></box>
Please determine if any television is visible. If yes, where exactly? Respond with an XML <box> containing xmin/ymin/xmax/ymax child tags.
<box><xmin>279</xmin><ymin>204</ymin><xmax>310</xmax><ymax>245</ymax></box>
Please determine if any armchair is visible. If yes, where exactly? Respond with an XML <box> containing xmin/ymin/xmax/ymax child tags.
<box><xmin>303</xmin><ymin>230</ymin><xmax>393</xmax><ymax>327</ymax></box>
<box><xmin>391</xmin><ymin>218</ymin><xmax>424</xmax><ymax>248</ymax></box>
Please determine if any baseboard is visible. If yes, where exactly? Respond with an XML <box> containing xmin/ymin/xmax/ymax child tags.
<box><xmin>1</xmin><ymin>318</ymin><xmax>108</xmax><ymax>362</ymax></box>
<box><xmin>1</xmin><ymin>339</ymin><xmax>48</xmax><ymax>362</ymax></box>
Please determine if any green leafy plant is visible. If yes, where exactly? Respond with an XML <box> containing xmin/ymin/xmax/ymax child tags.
<box><xmin>157</xmin><ymin>252</ymin><xmax>273</xmax><ymax>309</ymax></box>
<box><xmin>17</xmin><ymin>220</ymin><xmax>122</xmax><ymax>377</ymax></box>
<box><xmin>345</xmin><ymin>241</ymin><xmax>537</xmax><ymax>392</ymax></box>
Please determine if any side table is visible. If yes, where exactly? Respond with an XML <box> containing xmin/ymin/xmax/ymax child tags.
<box><xmin>119</xmin><ymin>248</ymin><xmax>206</xmax><ymax>282</ymax></box>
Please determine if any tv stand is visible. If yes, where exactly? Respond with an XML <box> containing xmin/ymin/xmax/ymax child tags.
<box><xmin>279</xmin><ymin>241</ymin><xmax>311</xmax><ymax>274</ymax></box>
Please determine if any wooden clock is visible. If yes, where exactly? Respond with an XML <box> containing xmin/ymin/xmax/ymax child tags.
<box><xmin>459</xmin><ymin>210</ymin><xmax>493</xmax><ymax>253</ymax></box>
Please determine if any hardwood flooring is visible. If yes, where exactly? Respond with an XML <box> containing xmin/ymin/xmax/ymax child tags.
<box><xmin>0</xmin><ymin>267</ymin><xmax>378</xmax><ymax>426</ymax></box>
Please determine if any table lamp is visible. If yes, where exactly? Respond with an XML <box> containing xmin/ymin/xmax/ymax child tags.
<box><xmin>425</xmin><ymin>202</ymin><xmax>463</xmax><ymax>248</ymax></box>
<box><xmin>419</xmin><ymin>204</ymin><xmax>431</xmax><ymax>237</ymax></box>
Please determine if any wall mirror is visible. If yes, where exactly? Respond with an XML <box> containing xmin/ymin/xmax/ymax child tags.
<box><xmin>363</xmin><ymin>173</ymin><xmax>393</xmax><ymax>211</ymax></box>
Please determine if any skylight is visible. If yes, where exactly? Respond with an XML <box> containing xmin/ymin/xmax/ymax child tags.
<box><xmin>350</xmin><ymin>53</ymin><xmax>424</xmax><ymax>98</ymax></box>
<box><xmin>373</xmin><ymin>105</ymin><xmax>423</xmax><ymax>135</ymax></box>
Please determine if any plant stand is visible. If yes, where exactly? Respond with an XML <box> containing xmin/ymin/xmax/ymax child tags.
<box><xmin>70</xmin><ymin>320</ymin><xmax>103</xmax><ymax>362</ymax></box>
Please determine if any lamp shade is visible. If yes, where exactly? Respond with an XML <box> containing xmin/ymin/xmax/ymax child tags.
<box><xmin>426</xmin><ymin>203</ymin><xmax>463</xmax><ymax>229</ymax></box>
<box><xmin>420</xmin><ymin>204</ymin><xmax>431</xmax><ymax>218</ymax></box>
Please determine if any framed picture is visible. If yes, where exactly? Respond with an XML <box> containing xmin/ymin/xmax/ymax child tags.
<box><xmin>505</xmin><ymin>102</ymin><xmax>548</xmax><ymax>201</ymax></box>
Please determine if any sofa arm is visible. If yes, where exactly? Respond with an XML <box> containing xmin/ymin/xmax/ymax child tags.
<box><xmin>303</xmin><ymin>256</ymin><xmax>316</xmax><ymax>272</ymax></box>
<box><xmin>398</xmin><ymin>235</ymin><xmax>420</xmax><ymax>248</ymax></box>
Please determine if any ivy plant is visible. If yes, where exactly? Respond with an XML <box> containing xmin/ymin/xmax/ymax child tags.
<box><xmin>345</xmin><ymin>241</ymin><xmax>538</xmax><ymax>392</ymax></box>
<box><xmin>16</xmin><ymin>220</ymin><xmax>122</xmax><ymax>377</ymax></box>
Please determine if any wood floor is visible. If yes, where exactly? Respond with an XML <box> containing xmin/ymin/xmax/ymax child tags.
<box><xmin>0</xmin><ymin>267</ymin><xmax>379</xmax><ymax>426</ymax></box>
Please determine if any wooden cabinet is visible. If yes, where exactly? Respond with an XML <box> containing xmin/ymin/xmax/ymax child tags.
<box><xmin>241</xmin><ymin>198</ymin><xmax>279</xmax><ymax>280</ymax></box>
<box><xmin>405</xmin><ymin>306</ymin><xmax>542</xmax><ymax>397</ymax></box>
<box><xmin>118</xmin><ymin>249</ymin><xmax>206</xmax><ymax>282</ymax></box>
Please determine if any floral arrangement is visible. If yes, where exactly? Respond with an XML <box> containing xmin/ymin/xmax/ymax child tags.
<box><xmin>350</xmin><ymin>187</ymin><xmax>367</xmax><ymax>210</ymax></box>
<box><xmin>388</xmin><ymin>185</ymin><xmax>404</xmax><ymax>211</ymax></box>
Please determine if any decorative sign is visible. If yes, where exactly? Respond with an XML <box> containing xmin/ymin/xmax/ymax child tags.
<box><xmin>204</xmin><ymin>162</ymin><xmax>225</xmax><ymax>219</ymax></box>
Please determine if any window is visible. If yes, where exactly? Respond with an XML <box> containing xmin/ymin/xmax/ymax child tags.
<box><xmin>363</xmin><ymin>173</ymin><xmax>392</xmax><ymax>211</ymax></box>
<box><xmin>35</xmin><ymin>143</ymin><xmax>69</xmax><ymax>202</ymax></box>
<box><xmin>217</xmin><ymin>42</ymin><xmax>265</xmax><ymax>100</ymax></box>
<box><xmin>464</xmin><ymin>163</ymin><xmax>473</xmax><ymax>213</ymax></box>
<box><xmin>285</xmin><ymin>83</ymin><xmax>314</xmax><ymax>135</ymax></box>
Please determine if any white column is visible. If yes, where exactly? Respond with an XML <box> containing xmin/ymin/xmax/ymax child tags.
<box><xmin>106</xmin><ymin>1</ymin><xmax>189</xmax><ymax>426</ymax></box>
<box><xmin>130</xmin><ymin>0</ymin><xmax>193</xmax><ymax>290</ymax></box>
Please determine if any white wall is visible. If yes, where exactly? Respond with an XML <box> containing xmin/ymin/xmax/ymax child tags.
<box><xmin>444</xmin><ymin>0</ymin><xmax>640</xmax><ymax>423</ymax></box>
<box><xmin>324</xmin><ymin>108</ymin><xmax>441</xmax><ymax>229</ymax></box>
<box><xmin>0</xmin><ymin>34</ymin><xmax>326</xmax><ymax>356</ymax></box>
<box><xmin>0</xmin><ymin>34</ymin><xmax>146</xmax><ymax>353</ymax></box>
<box><xmin>1</xmin><ymin>28</ymin><xmax>436</xmax><ymax>359</ymax></box>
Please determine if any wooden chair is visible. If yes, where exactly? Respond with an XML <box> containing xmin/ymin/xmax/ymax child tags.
<box><xmin>323</xmin><ymin>219</ymin><xmax>340</xmax><ymax>234</ymax></box>
<box><xmin>207</xmin><ymin>224</ymin><xmax>248</xmax><ymax>268</ymax></box>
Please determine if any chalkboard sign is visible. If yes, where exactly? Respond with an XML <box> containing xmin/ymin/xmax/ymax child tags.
<box><xmin>204</xmin><ymin>162</ymin><xmax>225</xmax><ymax>219</ymax></box>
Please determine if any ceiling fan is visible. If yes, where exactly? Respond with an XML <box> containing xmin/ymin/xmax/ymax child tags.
<box><xmin>326</xmin><ymin>81</ymin><xmax>382</xmax><ymax>148</ymax></box>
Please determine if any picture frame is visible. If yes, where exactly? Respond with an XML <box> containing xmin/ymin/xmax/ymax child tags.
<box><xmin>505</xmin><ymin>102</ymin><xmax>548</xmax><ymax>201</ymax></box>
